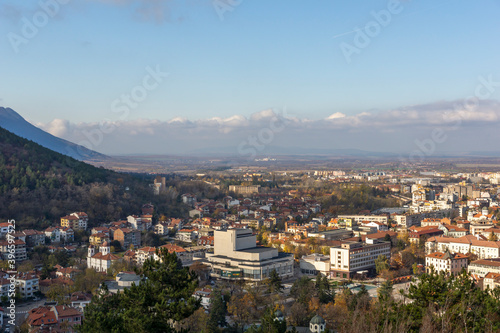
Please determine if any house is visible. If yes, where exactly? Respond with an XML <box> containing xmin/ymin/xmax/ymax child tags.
<box><xmin>128</xmin><ymin>215</ymin><xmax>152</xmax><ymax>231</ymax></box>
<box><xmin>113</xmin><ymin>227</ymin><xmax>141</xmax><ymax>250</ymax></box>
<box><xmin>483</xmin><ymin>272</ymin><xmax>500</xmax><ymax>291</ymax></box>
<box><xmin>154</xmin><ymin>222</ymin><xmax>168</xmax><ymax>236</ymax></box>
<box><xmin>15</xmin><ymin>271</ymin><xmax>39</xmax><ymax>299</ymax></box>
<box><xmin>0</xmin><ymin>239</ymin><xmax>27</xmax><ymax>262</ymax></box>
<box><xmin>177</xmin><ymin>229</ymin><xmax>196</xmax><ymax>242</ymax></box>
<box><xmin>158</xmin><ymin>244</ymin><xmax>194</xmax><ymax>266</ymax></box>
<box><xmin>89</xmin><ymin>232</ymin><xmax>110</xmax><ymax>246</ymax></box>
<box><xmin>425</xmin><ymin>250</ymin><xmax>468</xmax><ymax>275</ymax></box>
<box><xmin>468</xmin><ymin>258</ymin><xmax>500</xmax><ymax>279</ymax></box>
<box><xmin>135</xmin><ymin>246</ymin><xmax>157</xmax><ymax>266</ymax></box>
<box><xmin>103</xmin><ymin>271</ymin><xmax>142</xmax><ymax>294</ymax></box>
<box><xmin>56</xmin><ymin>267</ymin><xmax>81</xmax><ymax>280</ymax></box>
<box><xmin>194</xmin><ymin>288</ymin><xmax>212</xmax><ymax>309</ymax></box>
<box><xmin>408</xmin><ymin>228</ymin><xmax>443</xmax><ymax>245</ymax></box>
<box><xmin>22</xmin><ymin>229</ymin><xmax>45</xmax><ymax>247</ymax></box>
<box><xmin>87</xmin><ymin>242</ymin><xmax>120</xmax><ymax>273</ymax></box>
<box><xmin>27</xmin><ymin>305</ymin><xmax>83</xmax><ymax>331</ymax></box>
<box><xmin>60</xmin><ymin>212</ymin><xmax>88</xmax><ymax>231</ymax></box>
<box><xmin>45</xmin><ymin>227</ymin><xmax>61</xmax><ymax>243</ymax></box>
<box><xmin>60</xmin><ymin>227</ymin><xmax>75</xmax><ymax>243</ymax></box>
<box><xmin>70</xmin><ymin>291</ymin><xmax>92</xmax><ymax>311</ymax></box>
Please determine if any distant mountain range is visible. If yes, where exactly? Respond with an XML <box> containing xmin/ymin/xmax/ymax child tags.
<box><xmin>0</xmin><ymin>107</ymin><xmax>107</xmax><ymax>160</ymax></box>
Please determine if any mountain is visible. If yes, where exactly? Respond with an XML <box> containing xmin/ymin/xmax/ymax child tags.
<box><xmin>0</xmin><ymin>125</ymin><xmax>186</xmax><ymax>228</ymax></box>
<box><xmin>0</xmin><ymin>107</ymin><xmax>107</xmax><ymax>160</ymax></box>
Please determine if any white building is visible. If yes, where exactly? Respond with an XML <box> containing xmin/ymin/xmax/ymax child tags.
<box><xmin>87</xmin><ymin>242</ymin><xmax>119</xmax><ymax>273</ymax></box>
<box><xmin>425</xmin><ymin>235</ymin><xmax>500</xmax><ymax>259</ymax></box>
<box><xmin>330</xmin><ymin>239</ymin><xmax>391</xmax><ymax>279</ymax></box>
<box><xmin>425</xmin><ymin>250</ymin><xmax>468</xmax><ymax>276</ymax></box>
<box><xmin>300</xmin><ymin>253</ymin><xmax>331</xmax><ymax>277</ymax></box>
<box><xmin>207</xmin><ymin>229</ymin><xmax>294</xmax><ymax>281</ymax></box>
<box><xmin>15</xmin><ymin>271</ymin><xmax>39</xmax><ymax>299</ymax></box>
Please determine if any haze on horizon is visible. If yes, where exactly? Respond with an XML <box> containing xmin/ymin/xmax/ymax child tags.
<box><xmin>1</xmin><ymin>0</ymin><xmax>500</xmax><ymax>156</ymax></box>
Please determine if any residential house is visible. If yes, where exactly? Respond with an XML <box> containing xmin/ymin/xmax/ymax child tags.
<box><xmin>45</xmin><ymin>227</ymin><xmax>61</xmax><ymax>243</ymax></box>
<box><xmin>425</xmin><ymin>250</ymin><xmax>468</xmax><ymax>275</ymax></box>
<box><xmin>27</xmin><ymin>305</ymin><xmax>83</xmax><ymax>331</ymax></box>
<box><xmin>15</xmin><ymin>271</ymin><xmax>39</xmax><ymax>299</ymax></box>
<box><xmin>60</xmin><ymin>227</ymin><xmax>75</xmax><ymax>243</ymax></box>
<box><xmin>113</xmin><ymin>227</ymin><xmax>141</xmax><ymax>250</ymax></box>
<box><xmin>0</xmin><ymin>239</ymin><xmax>27</xmax><ymax>262</ymax></box>
<box><xmin>22</xmin><ymin>229</ymin><xmax>45</xmax><ymax>248</ymax></box>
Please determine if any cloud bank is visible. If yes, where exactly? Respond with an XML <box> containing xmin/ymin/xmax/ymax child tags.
<box><xmin>34</xmin><ymin>99</ymin><xmax>500</xmax><ymax>156</ymax></box>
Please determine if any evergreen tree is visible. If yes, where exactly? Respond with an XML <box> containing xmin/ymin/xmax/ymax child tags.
<box><xmin>208</xmin><ymin>288</ymin><xmax>227</xmax><ymax>332</ymax></box>
<box><xmin>79</xmin><ymin>249</ymin><xmax>200</xmax><ymax>332</ymax></box>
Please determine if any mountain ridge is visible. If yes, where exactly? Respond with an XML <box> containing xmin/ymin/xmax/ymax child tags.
<box><xmin>0</xmin><ymin>107</ymin><xmax>107</xmax><ymax>161</ymax></box>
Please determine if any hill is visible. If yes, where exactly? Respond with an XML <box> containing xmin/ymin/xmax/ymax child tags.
<box><xmin>0</xmin><ymin>126</ymin><xmax>187</xmax><ymax>228</ymax></box>
<box><xmin>0</xmin><ymin>107</ymin><xmax>107</xmax><ymax>161</ymax></box>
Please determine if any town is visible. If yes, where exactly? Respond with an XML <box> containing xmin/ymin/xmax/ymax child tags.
<box><xmin>2</xmin><ymin>165</ymin><xmax>500</xmax><ymax>332</ymax></box>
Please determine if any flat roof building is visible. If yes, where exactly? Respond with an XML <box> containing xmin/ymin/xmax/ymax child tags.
<box><xmin>207</xmin><ymin>229</ymin><xmax>293</xmax><ymax>281</ymax></box>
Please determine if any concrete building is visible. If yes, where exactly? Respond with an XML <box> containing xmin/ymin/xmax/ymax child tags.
<box><xmin>300</xmin><ymin>253</ymin><xmax>331</xmax><ymax>277</ymax></box>
<box><xmin>207</xmin><ymin>229</ymin><xmax>294</xmax><ymax>281</ymax></box>
<box><xmin>468</xmin><ymin>258</ymin><xmax>500</xmax><ymax>278</ymax></box>
<box><xmin>425</xmin><ymin>250</ymin><xmax>468</xmax><ymax>275</ymax></box>
<box><xmin>330</xmin><ymin>239</ymin><xmax>391</xmax><ymax>279</ymax></box>
<box><xmin>338</xmin><ymin>215</ymin><xmax>388</xmax><ymax>225</ymax></box>
<box><xmin>229</xmin><ymin>185</ymin><xmax>261</xmax><ymax>196</ymax></box>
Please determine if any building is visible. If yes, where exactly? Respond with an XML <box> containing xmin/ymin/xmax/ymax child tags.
<box><xmin>45</xmin><ymin>227</ymin><xmax>61</xmax><ymax>243</ymax></box>
<box><xmin>15</xmin><ymin>271</ymin><xmax>39</xmax><ymax>299</ymax></box>
<box><xmin>87</xmin><ymin>242</ymin><xmax>119</xmax><ymax>273</ymax></box>
<box><xmin>113</xmin><ymin>227</ymin><xmax>141</xmax><ymax>250</ymax></box>
<box><xmin>483</xmin><ymin>272</ymin><xmax>500</xmax><ymax>291</ymax></box>
<box><xmin>207</xmin><ymin>229</ymin><xmax>294</xmax><ymax>281</ymax></box>
<box><xmin>22</xmin><ymin>229</ymin><xmax>45</xmax><ymax>248</ymax></box>
<box><xmin>425</xmin><ymin>250</ymin><xmax>468</xmax><ymax>275</ymax></box>
<box><xmin>0</xmin><ymin>239</ymin><xmax>27</xmax><ymax>262</ymax></box>
<box><xmin>61</xmin><ymin>212</ymin><xmax>88</xmax><ymax>230</ymax></box>
<box><xmin>70</xmin><ymin>292</ymin><xmax>92</xmax><ymax>312</ymax></box>
<box><xmin>103</xmin><ymin>272</ymin><xmax>142</xmax><ymax>294</ymax></box>
<box><xmin>330</xmin><ymin>239</ymin><xmax>391</xmax><ymax>279</ymax></box>
<box><xmin>425</xmin><ymin>235</ymin><xmax>500</xmax><ymax>259</ymax></box>
<box><xmin>229</xmin><ymin>185</ymin><xmax>261</xmax><ymax>196</ymax></box>
<box><xmin>300</xmin><ymin>253</ymin><xmax>331</xmax><ymax>277</ymax></box>
<box><xmin>60</xmin><ymin>227</ymin><xmax>75</xmax><ymax>243</ymax></box>
<box><xmin>468</xmin><ymin>258</ymin><xmax>500</xmax><ymax>278</ymax></box>
<box><xmin>338</xmin><ymin>215</ymin><xmax>388</xmax><ymax>225</ymax></box>
<box><xmin>27</xmin><ymin>305</ymin><xmax>83</xmax><ymax>331</ymax></box>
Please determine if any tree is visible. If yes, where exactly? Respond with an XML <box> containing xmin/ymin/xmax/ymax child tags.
<box><xmin>316</xmin><ymin>274</ymin><xmax>335</xmax><ymax>304</ymax></box>
<box><xmin>267</xmin><ymin>269</ymin><xmax>284</xmax><ymax>294</ymax></box>
<box><xmin>80</xmin><ymin>249</ymin><xmax>200</xmax><ymax>332</ymax></box>
<box><xmin>290</xmin><ymin>276</ymin><xmax>314</xmax><ymax>305</ymax></box>
<box><xmin>375</xmin><ymin>254</ymin><xmax>390</xmax><ymax>275</ymax></box>
<box><xmin>378</xmin><ymin>280</ymin><xmax>393</xmax><ymax>304</ymax></box>
<box><xmin>207</xmin><ymin>288</ymin><xmax>227</xmax><ymax>332</ymax></box>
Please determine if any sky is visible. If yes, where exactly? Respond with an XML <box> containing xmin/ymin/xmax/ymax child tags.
<box><xmin>1</xmin><ymin>0</ymin><xmax>500</xmax><ymax>157</ymax></box>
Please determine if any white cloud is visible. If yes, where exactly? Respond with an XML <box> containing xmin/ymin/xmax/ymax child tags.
<box><xmin>33</xmin><ymin>99</ymin><xmax>500</xmax><ymax>155</ymax></box>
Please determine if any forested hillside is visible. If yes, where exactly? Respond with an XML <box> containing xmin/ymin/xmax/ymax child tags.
<box><xmin>0</xmin><ymin>127</ymin><xmax>187</xmax><ymax>228</ymax></box>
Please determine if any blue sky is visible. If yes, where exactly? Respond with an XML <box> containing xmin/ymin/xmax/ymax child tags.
<box><xmin>1</xmin><ymin>0</ymin><xmax>500</xmax><ymax>156</ymax></box>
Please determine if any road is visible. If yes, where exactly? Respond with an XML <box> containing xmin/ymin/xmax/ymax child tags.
<box><xmin>7</xmin><ymin>299</ymin><xmax>47</xmax><ymax>328</ymax></box>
